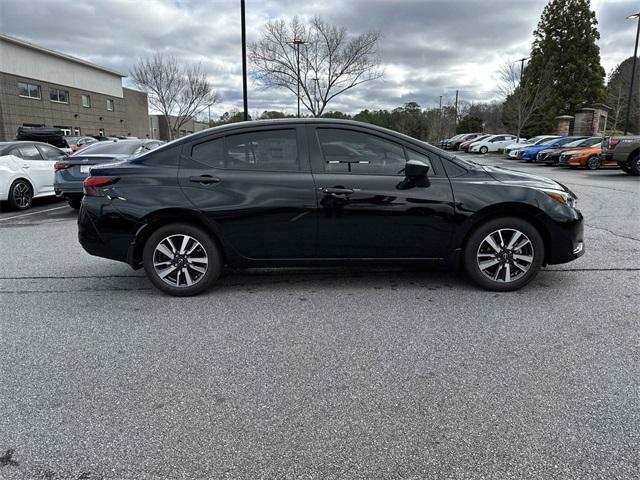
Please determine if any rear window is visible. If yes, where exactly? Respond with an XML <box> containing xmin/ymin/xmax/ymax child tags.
<box><xmin>74</xmin><ymin>142</ymin><xmax>141</xmax><ymax>155</ymax></box>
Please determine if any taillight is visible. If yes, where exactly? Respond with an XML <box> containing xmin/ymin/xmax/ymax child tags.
<box><xmin>54</xmin><ymin>162</ymin><xmax>70</xmax><ymax>171</ymax></box>
<box><xmin>83</xmin><ymin>176</ymin><xmax>118</xmax><ymax>196</ymax></box>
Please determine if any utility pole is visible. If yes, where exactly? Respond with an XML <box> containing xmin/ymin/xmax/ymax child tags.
<box><xmin>624</xmin><ymin>12</ymin><xmax>640</xmax><ymax>135</ymax></box>
<box><xmin>454</xmin><ymin>90</ymin><xmax>459</xmax><ymax>135</ymax></box>
<box><xmin>241</xmin><ymin>0</ymin><xmax>249</xmax><ymax>121</ymax></box>
<box><xmin>518</xmin><ymin>57</ymin><xmax>527</xmax><ymax>82</ymax></box>
<box><xmin>438</xmin><ymin>95</ymin><xmax>443</xmax><ymax>142</ymax></box>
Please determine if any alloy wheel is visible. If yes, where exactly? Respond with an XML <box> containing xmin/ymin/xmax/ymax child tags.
<box><xmin>152</xmin><ymin>234</ymin><xmax>209</xmax><ymax>287</ymax></box>
<box><xmin>476</xmin><ymin>228</ymin><xmax>534</xmax><ymax>283</ymax></box>
<box><xmin>12</xmin><ymin>182</ymin><xmax>32</xmax><ymax>208</ymax></box>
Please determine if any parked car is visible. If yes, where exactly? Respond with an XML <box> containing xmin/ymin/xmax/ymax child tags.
<box><xmin>504</xmin><ymin>135</ymin><xmax>559</xmax><ymax>158</ymax></box>
<box><xmin>15</xmin><ymin>126</ymin><xmax>72</xmax><ymax>154</ymax></box>
<box><xmin>460</xmin><ymin>134</ymin><xmax>491</xmax><ymax>152</ymax></box>
<box><xmin>601</xmin><ymin>136</ymin><xmax>640</xmax><ymax>175</ymax></box>
<box><xmin>446</xmin><ymin>133</ymin><xmax>482</xmax><ymax>151</ymax></box>
<box><xmin>54</xmin><ymin>139</ymin><xmax>164</xmax><ymax>209</ymax></box>
<box><xmin>516</xmin><ymin>136</ymin><xmax>585</xmax><ymax>162</ymax></box>
<box><xmin>65</xmin><ymin>136</ymin><xmax>98</xmax><ymax>152</ymax></box>
<box><xmin>78</xmin><ymin>119</ymin><xmax>584</xmax><ymax>296</ymax></box>
<box><xmin>439</xmin><ymin>134</ymin><xmax>465</xmax><ymax>150</ymax></box>
<box><xmin>469</xmin><ymin>134</ymin><xmax>518</xmax><ymax>154</ymax></box>
<box><xmin>558</xmin><ymin>144</ymin><xmax>614</xmax><ymax>170</ymax></box>
<box><xmin>539</xmin><ymin>137</ymin><xmax>602</xmax><ymax>165</ymax></box>
<box><xmin>0</xmin><ymin>141</ymin><xmax>67</xmax><ymax>210</ymax></box>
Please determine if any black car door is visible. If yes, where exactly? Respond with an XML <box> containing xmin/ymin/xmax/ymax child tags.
<box><xmin>179</xmin><ymin>126</ymin><xmax>318</xmax><ymax>259</ymax></box>
<box><xmin>308</xmin><ymin>126</ymin><xmax>455</xmax><ymax>259</ymax></box>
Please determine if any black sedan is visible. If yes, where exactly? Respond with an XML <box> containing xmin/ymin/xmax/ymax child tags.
<box><xmin>78</xmin><ymin>119</ymin><xmax>584</xmax><ymax>296</ymax></box>
<box><xmin>54</xmin><ymin>139</ymin><xmax>164</xmax><ymax>208</ymax></box>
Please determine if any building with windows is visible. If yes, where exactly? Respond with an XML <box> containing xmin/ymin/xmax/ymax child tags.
<box><xmin>0</xmin><ymin>34</ymin><xmax>149</xmax><ymax>140</ymax></box>
<box><xmin>149</xmin><ymin>114</ymin><xmax>209</xmax><ymax>141</ymax></box>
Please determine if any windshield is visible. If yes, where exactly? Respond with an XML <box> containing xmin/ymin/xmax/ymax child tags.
<box><xmin>578</xmin><ymin>137</ymin><xmax>602</xmax><ymax>147</ymax></box>
<box><xmin>74</xmin><ymin>141</ymin><xmax>141</xmax><ymax>155</ymax></box>
<box><xmin>563</xmin><ymin>139</ymin><xmax>586</xmax><ymax>148</ymax></box>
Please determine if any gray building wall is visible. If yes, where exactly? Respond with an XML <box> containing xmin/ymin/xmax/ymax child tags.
<box><xmin>0</xmin><ymin>72</ymin><xmax>149</xmax><ymax>140</ymax></box>
<box><xmin>149</xmin><ymin>114</ymin><xmax>209</xmax><ymax>141</ymax></box>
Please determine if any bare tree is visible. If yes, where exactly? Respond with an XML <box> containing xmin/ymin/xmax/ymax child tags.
<box><xmin>499</xmin><ymin>62</ymin><xmax>550</xmax><ymax>140</ymax></box>
<box><xmin>249</xmin><ymin>16</ymin><xmax>382</xmax><ymax>117</ymax></box>
<box><xmin>130</xmin><ymin>53</ymin><xmax>221</xmax><ymax>140</ymax></box>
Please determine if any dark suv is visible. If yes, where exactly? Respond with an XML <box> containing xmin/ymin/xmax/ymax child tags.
<box><xmin>78</xmin><ymin>119</ymin><xmax>584</xmax><ymax>296</ymax></box>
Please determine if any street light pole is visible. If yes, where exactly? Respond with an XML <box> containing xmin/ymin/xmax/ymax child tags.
<box><xmin>288</xmin><ymin>39</ymin><xmax>306</xmax><ymax>118</ymax></box>
<box><xmin>241</xmin><ymin>0</ymin><xmax>249</xmax><ymax>121</ymax></box>
<box><xmin>624</xmin><ymin>12</ymin><xmax>640</xmax><ymax>135</ymax></box>
<box><xmin>517</xmin><ymin>57</ymin><xmax>528</xmax><ymax>82</ymax></box>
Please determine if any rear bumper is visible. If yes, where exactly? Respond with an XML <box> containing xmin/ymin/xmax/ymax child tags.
<box><xmin>78</xmin><ymin>197</ymin><xmax>133</xmax><ymax>264</ymax></box>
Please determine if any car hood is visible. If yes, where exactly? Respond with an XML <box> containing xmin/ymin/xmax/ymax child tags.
<box><xmin>482</xmin><ymin>165</ymin><xmax>568</xmax><ymax>191</ymax></box>
<box><xmin>562</xmin><ymin>147</ymin><xmax>599</xmax><ymax>156</ymax></box>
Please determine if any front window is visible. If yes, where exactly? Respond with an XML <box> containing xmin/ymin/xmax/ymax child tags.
<box><xmin>49</xmin><ymin>88</ymin><xmax>69</xmax><ymax>104</ymax></box>
<box><xmin>317</xmin><ymin>128</ymin><xmax>406</xmax><ymax>174</ymax></box>
<box><xmin>18</xmin><ymin>82</ymin><xmax>41</xmax><ymax>99</ymax></box>
<box><xmin>82</xmin><ymin>95</ymin><xmax>91</xmax><ymax>108</ymax></box>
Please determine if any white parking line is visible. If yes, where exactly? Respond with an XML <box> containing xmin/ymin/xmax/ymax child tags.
<box><xmin>0</xmin><ymin>205</ymin><xmax>69</xmax><ymax>222</ymax></box>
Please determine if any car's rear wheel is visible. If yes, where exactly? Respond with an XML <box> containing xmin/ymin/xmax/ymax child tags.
<box><xmin>629</xmin><ymin>154</ymin><xmax>640</xmax><ymax>176</ymax></box>
<box><xmin>479</xmin><ymin>146</ymin><xmax>488</xmax><ymax>154</ymax></box>
<box><xmin>143</xmin><ymin>223</ymin><xmax>222</xmax><ymax>296</ymax></box>
<box><xmin>8</xmin><ymin>179</ymin><xmax>33</xmax><ymax>211</ymax></box>
<box><xmin>463</xmin><ymin>217</ymin><xmax>544</xmax><ymax>291</ymax></box>
<box><xmin>586</xmin><ymin>156</ymin><xmax>601</xmax><ymax>170</ymax></box>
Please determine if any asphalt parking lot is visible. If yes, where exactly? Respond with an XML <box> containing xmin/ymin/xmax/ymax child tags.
<box><xmin>1</xmin><ymin>154</ymin><xmax>639</xmax><ymax>479</ymax></box>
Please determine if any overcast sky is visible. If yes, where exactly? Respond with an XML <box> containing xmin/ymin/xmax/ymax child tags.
<box><xmin>0</xmin><ymin>0</ymin><xmax>638</xmax><ymax>118</ymax></box>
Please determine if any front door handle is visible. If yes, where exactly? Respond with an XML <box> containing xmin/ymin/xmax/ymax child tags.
<box><xmin>189</xmin><ymin>175</ymin><xmax>221</xmax><ymax>185</ymax></box>
<box><xmin>322</xmin><ymin>187</ymin><xmax>355</xmax><ymax>195</ymax></box>
<box><xmin>22</xmin><ymin>164</ymin><xmax>30</xmax><ymax>169</ymax></box>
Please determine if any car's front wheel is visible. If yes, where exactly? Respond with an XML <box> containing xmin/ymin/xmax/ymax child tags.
<box><xmin>463</xmin><ymin>217</ymin><xmax>544</xmax><ymax>291</ymax></box>
<box><xmin>8</xmin><ymin>179</ymin><xmax>33</xmax><ymax>211</ymax></box>
<box><xmin>479</xmin><ymin>146</ymin><xmax>488</xmax><ymax>154</ymax></box>
<box><xmin>143</xmin><ymin>223</ymin><xmax>222</xmax><ymax>296</ymax></box>
<box><xmin>586</xmin><ymin>156</ymin><xmax>601</xmax><ymax>170</ymax></box>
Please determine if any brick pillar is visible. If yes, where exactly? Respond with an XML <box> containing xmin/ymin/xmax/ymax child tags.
<box><xmin>556</xmin><ymin>115</ymin><xmax>574</xmax><ymax>136</ymax></box>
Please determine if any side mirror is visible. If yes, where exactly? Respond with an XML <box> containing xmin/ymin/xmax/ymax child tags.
<box><xmin>404</xmin><ymin>159</ymin><xmax>430</xmax><ymax>178</ymax></box>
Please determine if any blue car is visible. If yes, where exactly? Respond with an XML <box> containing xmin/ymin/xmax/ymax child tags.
<box><xmin>516</xmin><ymin>136</ymin><xmax>585</xmax><ymax>162</ymax></box>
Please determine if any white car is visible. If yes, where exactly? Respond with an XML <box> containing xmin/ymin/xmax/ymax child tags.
<box><xmin>469</xmin><ymin>134</ymin><xmax>518</xmax><ymax>154</ymax></box>
<box><xmin>505</xmin><ymin>135</ymin><xmax>560</xmax><ymax>158</ymax></box>
<box><xmin>0</xmin><ymin>141</ymin><xmax>67</xmax><ymax>210</ymax></box>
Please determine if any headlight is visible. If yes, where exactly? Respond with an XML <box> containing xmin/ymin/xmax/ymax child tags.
<box><xmin>540</xmin><ymin>189</ymin><xmax>578</xmax><ymax>209</ymax></box>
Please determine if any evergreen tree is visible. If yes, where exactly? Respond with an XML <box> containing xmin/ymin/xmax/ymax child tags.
<box><xmin>606</xmin><ymin>57</ymin><xmax>640</xmax><ymax>133</ymax></box>
<box><xmin>524</xmin><ymin>0</ymin><xmax>606</xmax><ymax>133</ymax></box>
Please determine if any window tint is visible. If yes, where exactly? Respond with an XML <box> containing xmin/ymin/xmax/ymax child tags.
<box><xmin>18</xmin><ymin>82</ymin><xmax>41</xmax><ymax>99</ymax></box>
<box><xmin>225</xmin><ymin>130</ymin><xmax>298</xmax><ymax>171</ymax></box>
<box><xmin>191</xmin><ymin>138</ymin><xmax>225</xmax><ymax>168</ymax></box>
<box><xmin>405</xmin><ymin>149</ymin><xmax>434</xmax><ymax>176</ymax></box>
<box><xmin>139</xmin><ymin>145</ymin><xmax>181</xmax><ymax>167</ymax></box>
<box><xmin>317</xmin><ymin>128</ymin><xmax>406</xmax><ymax>174</ymax></box>
<box><xmin>19</xmin><ymin>145</ymin><xmax>43</xmax><ymax>160</ymax></box>
<box><xmin>37</xmin><ymin>144</ymin><xmax>65</xmax><ymax>160</ymax></box>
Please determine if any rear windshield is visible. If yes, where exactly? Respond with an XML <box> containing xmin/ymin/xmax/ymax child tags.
<box><xmin>74</xmin><ymin>142</ymin><xmax>140</xmax><ymax>155</ymax></box>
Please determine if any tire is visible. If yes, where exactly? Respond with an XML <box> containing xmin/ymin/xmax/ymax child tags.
<box><xmin>67</xmin><ymin>196</ymin><xmax>82</xmax><ymax>210</ymax></box>
<box><xmin>621</xmin><ymin>165</ymin><xmax>631</xmax><ymax>173</ymax></box>
<box><xmin>463</xmin><ymin>217</ymin><xmax>544</xmax><ymax>292</ymax></box>
<box><xmin>629</xmin><ymin>154</ymin><xmax>640</xmax><ymax>176</ymax></box>
<box><xmin>142</xmin><ymin>223</ymin><xmax>222</xmax><ymax>297</ymax></box>
<box><xmin>586</xmin><ymin>156</ymin><xmax>601</xmax><ymax>170</ymax></box>
<box><xmin>479</xmin><ymin>146</ymin><xmax>489</xmax><ymax>154</ymax></box>
<box><xmin>8</xmin><ymin>179</ymin><xmax>33</xmax><ymax>211</ymax></box>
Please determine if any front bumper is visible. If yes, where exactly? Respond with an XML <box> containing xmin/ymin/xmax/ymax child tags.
<box><xmin>544</xmin><ymin>210</ymin><xmax>585</xmax><ymax>265</ymax></box>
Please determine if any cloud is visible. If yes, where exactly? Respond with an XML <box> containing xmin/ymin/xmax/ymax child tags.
<box><xmin>0</xmin><ymin>0</ymin><xmax>637</xmax><ymax>117</ymax></box>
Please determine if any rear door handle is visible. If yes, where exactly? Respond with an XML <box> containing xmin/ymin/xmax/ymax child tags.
<box><xmin>322</xmin><ymin>187</ymin><xmax>355</xmax><ymax>195</ymax></box>
<box><xmin>189</xmin><ymin>175</ymin><xmax>221</xmax><ymax>185</ymax></box>
<box><xmin>22</xmin><ymin>164</ymin><xmax>30</xmax><ymax>169</ymax></box>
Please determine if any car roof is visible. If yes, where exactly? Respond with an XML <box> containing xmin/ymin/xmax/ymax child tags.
<box><xmin>0</xmin><ymin>141</ymin><xmax>62</xmax><ymax>155</ymax></box>
<box><xmin>162</xmin><ymin>118</ymin><xmax>439</xmax><ymax>152</ymax></box>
